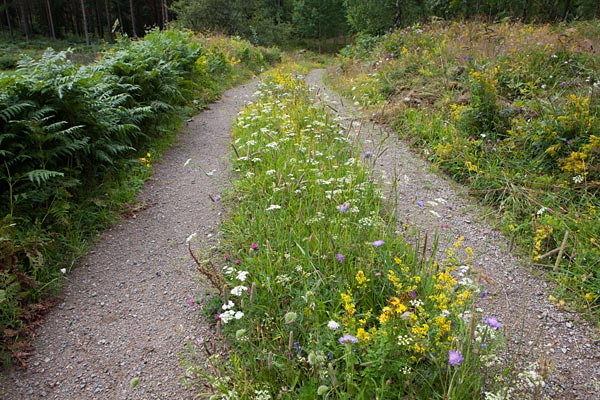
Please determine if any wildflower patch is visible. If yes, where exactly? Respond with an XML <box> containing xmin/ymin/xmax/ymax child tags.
<box><xmin>183</xmin><ymin>68</ymin><xmax>509</xmax><ymax>399</ymax></box>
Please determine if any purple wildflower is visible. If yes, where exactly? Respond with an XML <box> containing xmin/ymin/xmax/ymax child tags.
<box><xmin>484</xmin><ymin>316</ymin><xmax>502</xmax><ymax>329</ymax></box>
<box><xmin>372</xmin><ymin>240</ymin><xmax>384</xmax><ymax>248</ymax></box>
<box><xmin>338</xmin><ymin>203</ymin><xmax>350</xmax><ymax>213</ymax></box>
<box><xmin>337</xmin><ymin>253</ymin><xmax>344</xmax><ymax>263</ymax></box>
<box><xmin>339</xmin><ymin>334</ymin><xmax>359</xmax><ymax>344</ymax></box>
<box><xmin>417</xmin><ymin>201</ymin><xmax>424</xmax><ymax>207</ymax></box>
<box><xmin>480</xmin><ymin>290</ymin><xmax>488</xmax><ymax>299</ymax></box>
<box><xmin>294</xmin><ymin>342</ymin><xmax>301</xmax><ymax>355</ymax></box>
<box><xmin>411</xmin><ymin>290</ymin><xmax>417</xmax><ymax>299</ymax></box>
<box><xmin>188</xmin><ymin>298</ymin><xmax>195</xmax><ymax>307</ymax></box>
<box><xmin>448</xmin><ymin>349</ymin><xmax>464</xmax><ymax>366</ymax></box>
<box><xmin>250</xmin><ymin>243</ymin><xmax>259</xmax><ymax>251</ymax></box>
<box><xmin>561</xmin><ymin>81</ymin><xmax>567</xmax><ymax>87</ymax></box>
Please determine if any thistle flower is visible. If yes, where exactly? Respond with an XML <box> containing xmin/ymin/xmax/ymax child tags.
<box><xmin>338</xmin><ymin>203</ymin><xmax>350</xmax><ymax>213</ymax></box>
<box><xmin>339</xmin><ymin>334</ymin><xmax>359</xmax><ymax>344</ymax></box>
<box><xmin>448</xmin><ymin>349</ymin><xmax>464</xmax><ymax>366</ymax></box>
<box><xmin>484</xmin><ymin>316</ymin><xmax>502</xmax><ymax>329</ymax></box>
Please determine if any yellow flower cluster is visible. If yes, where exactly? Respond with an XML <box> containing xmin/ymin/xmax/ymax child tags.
<box><xmin>139</xmin><ymin>152</ymin><xmax>152</xmax><ymax>168</ymax></box>
<box><xmin>355</xmin><ymin>270</ymin><xmax>370</xmax><ymax>288</ymax></box>
<box><xmin>341</xmin><ymin>291</ymin><xmax>356</xmax><ymax>317</ymax></box>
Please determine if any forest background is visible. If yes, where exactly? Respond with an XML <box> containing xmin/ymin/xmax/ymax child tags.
<box><xmin>1</xmin><ymin>0</ymin><xmax>599</xmax><ymax>51</ymax></box>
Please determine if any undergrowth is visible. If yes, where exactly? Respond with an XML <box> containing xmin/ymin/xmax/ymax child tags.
<box><xmin>329</xmin><ymin>20</ymin><xmax>600</xmax><ymax>321</ymax></box>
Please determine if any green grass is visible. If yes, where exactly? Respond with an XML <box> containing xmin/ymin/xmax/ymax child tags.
<box><xmin>179</xmin><ymin>66</ymin><xmax>522</xmax><ymax>399</ymax></box>
<box><xmin>329</xmin><ymin>20</ymin><xmax>600</xmax><ymax>321</ymax></box>
<box><xmin>0</xmin><ymin>34</ymin><xmax>102</xmax><ymax>71</ymax></box>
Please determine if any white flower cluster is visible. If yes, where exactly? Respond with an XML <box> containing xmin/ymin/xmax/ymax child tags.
<box><xmin>253</xmin><ymin>389</ymin><xmax>271</xmax><ymax>400</ymax></box>
<box><xmin>220</xmin><ymin>301</ymin><xmax>244</xmax><ymax>324</ymax></box>
<box><xmin>397</xmin><ymin>334</ymin><xmax>413</xmax><ymax>346</ymax></box>
<box><xmin>517</xmin><ymin>363</ymin><xmax>545</xmax><ymax>391</ymax></box>
<box><xmin>484</xmin><ymin>387</ymin><xmax>513</xmax><ymax>400</ymax></box>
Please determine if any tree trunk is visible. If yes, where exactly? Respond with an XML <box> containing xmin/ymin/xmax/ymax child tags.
<box><xmin>80</xmin><ymin>0</ymin><xmax>90</xmax><ymax>44</ymax></box>
<box><xmin>129</xmin><ymin>0</ymin><xmax>137</xmax><ymax>38</ymax></box>
<box><xmin>162</xmin><ymin>0</ymin><xmax>169</xmax><ymax>27</ymax></box>
<box><xmin>18</xmin><ymin>0</ymin><xmax>29</xmax><ymax>41</ymax></box>
<box><xmin>4</xmin><ymin>0</ymin><xmax>13</xmax><ymax>41</ymax></box>
<box><xmin>45</xmin><ymin>0</ymin><xmax>56</xmax><ymax>39</ymax></box>
<box><xmin>94</xmin><ymin>0</ymin><xmax>103</xmax><ymax>40</ymax></box>
<box><xmin>104</xmin><ymin>0</ymin><xmax>113</xmax><ymax>43</ymax></box>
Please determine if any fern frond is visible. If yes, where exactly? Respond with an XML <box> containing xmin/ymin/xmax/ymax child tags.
<box><xmin>26</xmin><ymin>169</ymin><xmax>64</xmax><ymax>186</ymax></box>
<box><xmin>0</xmin><ymin>101</ymin><xmax>35</xmax><ymax>122</ymax></box>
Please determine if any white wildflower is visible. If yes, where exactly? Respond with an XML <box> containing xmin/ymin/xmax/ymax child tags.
<box><xmin>220</xmin><ymin>310</ymin><xmax>235</xmax><ymax>323</ymax></box>
<box><xmin>536</xmin><ymin>206</ymin><xmax>547</xmax><ymax>215</ymax></box>
<box><xmin>484</xmin><ymin>387</ymin><xmax>513</xmax><ymax>400</ymax></box>
<box><xmin>253</xmin><ymin>389</ymin><xmax>271</xmax><ymax>400</ymax></box>
<box><xmin>236</xmin><ymin>270</ymin><xmax>248</xmax><ymax>281</ymax></box>
<box><xmin>266</xmin><ymin>204</ymin><xmax>281</xmax><ymax>211</ymax></box>
<box><xmin>231</xmin><ymin>285</ymin><xmax>248</xmax><ymax>297</ymax></box>
<box><xmin>222</xmin><ymin>300</ymin><xmax>235</xmax><ymax>310</ymax></box>
<box><xmin>397</xmin><ymin>335</ymin><xmax>412</xmax><ymax>346</ymax></box>
<box><xmin>327</xmin><ymin>320</ymin><xmax>340</xmax><ymax>330</ymax></box>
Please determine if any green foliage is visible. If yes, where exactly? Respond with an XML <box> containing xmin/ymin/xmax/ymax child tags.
<box><xmin>0</xmin><ymin>28</ymin><xmax>281</xmax><ymax>368</ymax></box>
<box><xmin>343</xmin><ymin>0</ymin><xmax>397</xmax><ymax>35</ymax></box>
<box><xmin>292</xmin><ymin>0</ymin><xmax>347</xmax><ymax>39</ymax></box>
<box><xmin>331</xmin><ymin>20</ymin><xmax>600</xmax><ymax>318</ymax></box>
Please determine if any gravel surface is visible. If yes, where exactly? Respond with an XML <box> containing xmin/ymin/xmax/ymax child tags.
<box><xmin>305</xmin><ymin>68</ymin><xmax>600</xmax><ymax>399</ymax></box>
<box><xmin>0</xmin><ymin>80</ymin><xmax>258</xmax><ymax>400</ymax></box>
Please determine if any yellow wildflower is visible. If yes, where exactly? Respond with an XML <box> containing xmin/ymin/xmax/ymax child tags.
<box><xmin>356</xmin><ymin>328</ymin><xmax>370</xmax><ymax>342</ymax></box>
<box><xmin>355</xmin><ymin>270</ymin><xmax>370</xmax><ymax>288</ymax></box>
<box><xmin>411</xmin><ymin>323</ymin><xmax>429</xmax><ymax>339</ymax></box>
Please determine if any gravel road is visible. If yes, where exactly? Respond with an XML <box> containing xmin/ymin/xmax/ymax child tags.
<box><xmin>0</xmin><ymin>80</ymin><xmax>258</xmax><ymax>400</ymax></box>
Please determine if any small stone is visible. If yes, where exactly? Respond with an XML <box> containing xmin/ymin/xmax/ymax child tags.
<box><xmin>566</xmin><ymin>322</ymin><xmax>573</xmax><ymax>328</ymax></box>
